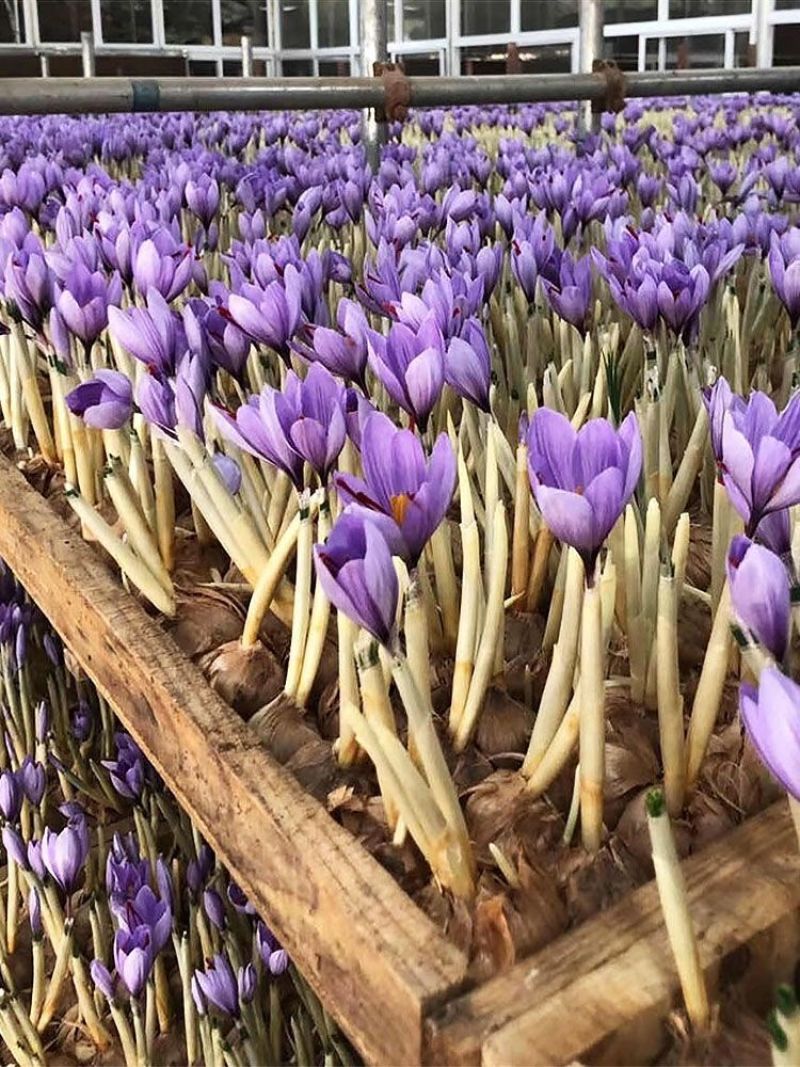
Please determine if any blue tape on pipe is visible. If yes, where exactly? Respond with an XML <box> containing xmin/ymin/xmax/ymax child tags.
<box><xmin>131</xmin><ymin>80</ymin><xmax>160</xmax><ymax>112</ymax></box>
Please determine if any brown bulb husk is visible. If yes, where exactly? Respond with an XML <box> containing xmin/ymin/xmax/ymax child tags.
<box><xmin>616</xmin><ymin>788</ymin><xmax>692</xmax><ymax>871</ymax></box>
<box><xmin>504</xmin><ymin>613</ymin><xmax>546</xmax><ymax>662</ymax></box>
<box><xmin>469</xmin><ymin>858</ymin><xmax>568</xmax><ymax>982</ymax></box>
<box><xmin>463</xmin><ymin>770</ymin><xmax>527</xmax><ymax>858</ymax></box>
<box><xmin>415</xmin><ymin>881</ymin><xmax>474</xmax><ymax>955</ymax></box>
<box><xmin>677</xmin><ymin>598</ymin><xmax>712</xmax><ymax>670</ymax></box>
<box><xmin>604</xmin><ymin>703</ymin><xmax>659</xmax><ymax>829</ymax></box>
<box><xmin>685</xmin><ymin>515</ymin><xmax>712</xmax><ymax>591</ymax></box>
<box><xmin>557</xmin><ymin>836</ymin><xmax>647</xmax><ymax>925</ymax></box>
<box><xmin>19</xmin><ymin>453</ymin><xmax>67</xmax><ymax>504</ymax></box>
<box><xmin>668</xmin><ymin>1002</ymin><xmax>769</xmax><ymax>1067</ymax></box>
<box><xmin>451</xmin><ymin>748</ymin><xmax>495</xmax><ymax>795</ymax></box>
<box><xmin>169</xmin><ymin>589</ymin><xmax>245</xmax><ymax>660</ymax></box>
<box><xmin>199</xmin><ymin>639</ymin><xmax>284</xmax><ymax>718</ymax></box>
<box><xmin>173</xmin><ymin>531</ymin><xmax>229</xmax><ymax>584</ymax></box>
<box><xmin>687</xmin><ymin>790</ymin><xmax>735</xmax><ymax>850</ymax></box>
<box><xmin>475</xmin><ymin>687</ymin><xmax>534</xmax><ymax>760</ymax></box>
<box><xmin>250</xmin><ymin>696</ymin><xmax>339</xmax><ymax>800</ymax></box>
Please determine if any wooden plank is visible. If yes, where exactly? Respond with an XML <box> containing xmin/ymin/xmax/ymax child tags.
<box><xmin>425</xmin><ymin>800</ymin><xmax>800</xmax><ymax>1065</ymax></box>
<box><xmin>0</xmin><ymin>454</ymin><xmax>468</xmax><ymax>1065</ymax></box>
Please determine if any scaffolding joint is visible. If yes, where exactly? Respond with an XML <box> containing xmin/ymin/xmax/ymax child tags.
<box><xmin>591</xmin><ymin>59</ymin><xmax>627</xmax><ymax>115</ymax></box>
<box><xmin>374</xmin><ymin>61</ymin><xmax>411</xmax><ymax>123</ymax></box>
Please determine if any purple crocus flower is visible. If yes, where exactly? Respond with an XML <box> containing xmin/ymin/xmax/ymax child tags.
<box><xmin>112</xmin><ymin>883</ymin><xmax>172</xmax><ymax>956</ymax></box>
<box><xmin>108</xmin><ymin>288</ymin><xmax>184</xmax><ymax>374</ymax></box>
<box><xmin>715</xmin><ymin>389</ymin><xmax>800</xmax><ymax>534</ymax></box>
<box><xmin>212</xmin><ymin>453</ymin><xmax>241</xmax><ymax>496</ymax></box>
<box><xmin>541</xmin><ymin>251</ymin><xmax>593</xmax><ymax>334</ymax></box>
<box><xmin>300</xmin><ymin>298</ymin><xmax>369</xmax><ymax>388</ymax></box>
<box><xmin>656</xmin><ymin>261</ymin><xmax>710</xmax><ymax>342</ymax></box>
<box><xmin>101</xmin><ymin>733</ymin><xmax>145</xmax><ymax>801</ymax></box>
<box><xmin>238</xmin><ymin>963</ymin><xmax>256</xmax><ymax>1004</ymax></box>
<box><xmin>194</xmin><ymin>953</ymin><xmax>240</xmax><ymax>1018</ymax></box>
<box><xmin>132</xmin><ymin>237</ymin><xmax>193</xmax><ymax>303</ymax></box>
<box><xmin>226</xmin><ymin>265</ymin><xmax>303</xmax><ymax>364</ymax></box>
<box><xmin>256</xmin><ymin>922</ymin><xmax>289</xmax><ymax>976</ymax></box>
<box><xmin>19</xmin><ymin>758</ymin><xmax>46</xmax><ymax>806</ymax></box>
<box><xmin>203</xmin><ymin>888</ymin><xmax>226</xmax><ymax>931</ymax></box>
<box><xmin>114</xmin><ymin>926</ymin><xmax>153</xmax><ymax>998</ymax></box>
<box><xmin>366</xmin><ymin>312</ymin><xmax>445</xmax><ymax>431</ymax></box>
<box><xmin>185</xmin><ymin>175</ymin><xmax>220</xmax><ymax>229</ymax></box>
<box><xmin>106</xmin><ymin>834</ymin><xmax>149</xmax><ymax>903</ymax></box>
<box><xmin>727</xmin><ymin>536</ymin><xmax>790</xmax><ymax>661</ymax></box>
<box><xmin>184</xmin><ymin>295</ymin><xmax>250</xmax><ymax>379</ymax></box>
<box><xmin>445</xmin><ymin>318</ymin><xmax>491</xmax><ymax>412</ymax></box>
<box><xmin>28</xmin><ymin>887</ymin><xmax>42</xmax><ymax>939</ymax></box>
<box><xmin>0</xmin><ymin>770</ymin><xmax>22</xmax><ymax>822</ymax></box>
<box><xmin>66</xmin><ymin>370</ymin><xmax>133</xmax><ymax>430</ymax></box>
<box><xmin>57</xmin><ymin>264</ymin><xmax>122</xmax><ymax>347</ymax></box>
<box><xmin>90</xmin><ymin>959</ymin><xmax>117</xmax><ymax>1001</ymax></box>
<box><xmin>314</xmin><ymin>508</ymin><xmax>399</xmax><ymax>647</ymax></box>
<box><xmin>768</xmin><ymin>228</ymin><xmax>800</xmax><ymax>328</ymax></box>
<box><xmin>527</xmin><ymin>409</ymin><xmax>642</xmax><ymax>576</ymax></box>
<box><xmin>214</xmin><ymin>364</ymin><xmax>345</xmax><ymax>488</ymax></box>
<box><xmin>40</xmin><ymin>804</ymin><xmax>90</xmax><ymax>894</ymax></box>
<box><xmin>335</xmin><ymin>411</ymin><xmax>456</xmax><ymax>566</ymax></box>
<box><xmin>136</xmin><ymin>372</ymin><xmax>177</xmax><ymax>439</ymax></box>
<box><xmin>5</xmin><ymin>248</ymin><xmax>52</xmax><ymax>333</ymax></box>
<box><xmin>739</xmin><ymin>666</ymin><xmax>800</xmax><ymax>800</ymax></box>
<box><xmin>3</xmin><ymin>825</ymin><xmax>27</xmax><ymax>868</ymax></box>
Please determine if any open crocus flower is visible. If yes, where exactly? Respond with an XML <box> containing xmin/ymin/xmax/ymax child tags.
<box><xmin>527</xmin><ymin>409</ymin><xmax>642</xmax><ymax>576</ymax></box>
<box><xmin>714</xmin><ymin>389</ymin><xmax>800</xmax><ymax>534</ymax></box>
<box><xmin>726</xmin><ymin>536</ymin><xmax>790</xmax><ymax>662</ymax></box>
<box><xmin>66</xmin><ymin>369</ymin><xmax>133</xmax><ymax>430</ymax></box>
<box><xmin>366</xmin><ymin>311</ymin><xmax>445</xmax><ymax>431</ymax></box>
<box><xmin>739</xmin><ymin>666</ymin><xmax>800</xmax><ymax>801</ymax></box>
<box><xmin>335</xmin><ymin>411</ymin><xmax>456</xmax><ymax>566</ymax></box>
<box><xmin>299</xmin><ymin>297</ymin><xmax>369</xmax><ymax>389</ymax></box>
<box><xmin>314</xmin><ymin>508</ymin><xmax>399</xmax><ymax>648</ymax></box>
<box><xmin>226</xmin><ymin>265</ymin><xmax>303</xmax><ymax>364</ymax></box>
<box><xmin>214</xmin><ymin>364</ymin><xmax>345</xmax><ymax>489</ymax></box>
<box><xmin>40</xmin><ymin>802</ymin><xmax>90</xmax><ymax>895</ymax></box>
<box><xmin>541</xmin><ymin>250</ymin><xmax>593</xmax><ymax>334</ymax></box>
<box><xmin>57</xmin><ymin>263</ymin><xmax>122</xmax><ymax>348</ymax></box>
<box><xmin>108</xmin><ymin>287</ymin><xmax>184</xmax><ymax>374</ymax></box>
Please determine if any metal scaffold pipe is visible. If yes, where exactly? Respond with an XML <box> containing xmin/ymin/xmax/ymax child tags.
<box><xmin>241</xmin><ymin>35</ymin><xmax>254</xmax><ymax>79</ymax></box>
<box><xmin>359</xmin><ymin>0</ymin><xmax>388</xmax><ymax>170</ymax></box>
<box><xmin>0</xmin><ymin>66</ymin><xmax>798</xmax><ymax>116</ymax></box>
<box><xmin>80</xmin><ymin>32</ymin><xmax>95</xmax><ymax>79</ymax></box>
<box><xmin>578</xmin><ymin>0</ymin><xmax>604</xmax><ymax>133</ymax></box>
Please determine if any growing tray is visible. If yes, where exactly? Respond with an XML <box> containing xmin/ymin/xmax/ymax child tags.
<box><xmin>0</xmin><ymin>450</ymin><xmax>797</xmax><ymax>1066</ymax></box>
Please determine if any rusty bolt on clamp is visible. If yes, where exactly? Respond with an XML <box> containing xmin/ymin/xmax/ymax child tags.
<box><xmin>374</xmin><ymin>61</ymin><xmax>412</xmax><ymax>124</ymax></box>
<box><xmin>591</xmin><ymin>59</ymin><xmax>627</xmax><ymax>115</ymax></box>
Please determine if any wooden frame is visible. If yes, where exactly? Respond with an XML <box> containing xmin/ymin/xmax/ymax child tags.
<box><xmin>0</xmin><ymin>449</ymin><xmax>798</xmax><ymax>1066</ymax></box>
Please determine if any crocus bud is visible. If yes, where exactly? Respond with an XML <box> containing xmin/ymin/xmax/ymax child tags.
<box><xmin>27</xmin><ymin>840</ymin><xmax>44</xmax><ymax>878</ymax></box>
<box><xmin>194</xmin><ymin>953</ymin><xmax>239</xmax><ymax>1017</ymax></box>
<box><xmin>35</xmin><ymin>700</ymin><xmax>49</xmax><ymax>743</ymax></box>
<box><xmin>727</xmin><ymin>536</ymin><xmax>790</xmax><ymax>662</ymax></box>
<box><xmin>19</xmin><ymin>759</ymin><xmax>46</xmax><ymax>806</ymax></box>
<box><xmin>91</xmin><ymin>959</ymin><xmax>116</xmax><ymax>1001</ymax></box>
<box><xmin>28</xmin><ymin>887</ymin><xmax>42</xmax><ymax>939</ymax></box>
<box><xmin>3</xmin><ymin>825</ymin><xmax>27</xmax><ymax>868</ymax></box>
<box><xmin>43</xmin><ymin>633</ymin><xmax>61</xmax><ymax>668</ymax></box>
<box><xmin>740</xmin><ymin>666</ymin><xmax>800</xmax><ymax>800</ymax></box>
<box><xmin>238</xmin><ymin>963</ymin><xmax>256</xmax><ymax>1004</ymax></box>
<box><xmin>0</xmin><ymin>769</ymin><xmax>22</xmax><ymax>822</ymax></box>
<box><xmin>203</xmin><ymin>888</ymin><xmax>226</xmax><ymax>931</ymax></box>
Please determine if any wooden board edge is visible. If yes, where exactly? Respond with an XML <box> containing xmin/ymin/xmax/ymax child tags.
<box><xmin>0</xmin><ymin>454</ymin><xmax>469</xmax><ymax>1065</ymax></box>
<box><xmin>423</xmin><ymin>800</ymin><xmax>800</xmax><ymax>1065</ymax></box>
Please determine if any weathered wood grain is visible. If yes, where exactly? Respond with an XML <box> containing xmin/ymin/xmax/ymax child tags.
<box><xmin>0</xmin><ymin>454</ymin><xmax>468</xmax><ymax>1065</ymax></box>
<box><xmin>426</xmin><ymin>800</ymin><xmax>800</xmax><ymax>1065</ymax></box>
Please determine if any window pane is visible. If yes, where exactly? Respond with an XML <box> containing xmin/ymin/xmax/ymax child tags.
<box><xmin>188</xmin><ymin>59</ymin><xmax>217</xmax><ymax>74</ymax></box>
<box><xmin>387</xmin><ymin>0</ymin><xmax>396</xmax><ymax>37</ymax></box>
<box><xmin>403</xmin><ymin>0</ymin><xmax>445</xmax><ymax>39</ymax></box>
<box><xmin>516</xmin><ymin>41</ymin><xmax>571</xmax><ymax>71</ymax></box>
<box><xmin>606</xmin><ymin>34</ymin><xmax>639</xmax><ymax>70</ymax></box>
<box><xmin>101</xmin><ymin>0</ymin><xmax>153</xmax><ymax>43</ymax></box>
<box><xmin>223</xmin><ymin>58</ymin><xmax>242</xmax><ymax>74</ymax></box>
<box><xmin>319</xmin><ymin>57</ymin><xmax>351</xmax><ymax>74</ymax></box>
<box><xmin>283</xmin><ymin>57</ymin><xmax>313</xmax><ymax>74</ymax></box>
<box><xmin>37</xmin><ymin>0</ymin><xmax>90</xmax><ymax>42</ymax></box>
<box><xmin>775</xmin><ymin>0</ymin><xmax>800</xmax><ymax>8</ymax></box>
<box><xmin>645</xmin><ymin>37</ymin><xmax>659</xmax><ymax>68</ymax></box>
<box><xmin>0</xmin><ymin>0</ymin><xmax>21</xmax><ymax>41</ymax></box>
<box><xmin>281</xmin><ymin>0</ymin><xmax>310</xmax><ymax>47</ymax></box>
<box><xmin>774</xmin><ymin>22</ymin><xmax>800</xmax><ymax>61</ymax></box>
<box><xmin>733</xmin><ymin>29</ymin><xmax>752</xmax><ymax>66</ymax></box>
<box><xmin>401</xmin><ymin>51</ymin><xmax>439</xmax><ymax>73</ymax></box>
<box><xmin>318</xmin><ymin>0</ymin><xmax>349</xmax><ymax>47</ymax></box>
<box><xmin>221</xmin><ymin>0</ymin><xmax>267</xmax><ymax>46</ymax></box>
<box><xmin>666</xmin><ymin>33</ymin><xmax>725</xmax><ymax>67</ymax></box>
<box><xmin>669</xmin><ymin>0</ymin><xmax>749</xmax><ymax>15</ymax></box>
<box><xmin>520</xmin><ymin>0</ymin><xmax>577</xmax><ymax>31</ymax></box>
<box><xmin>163</xmin><ymin>0</ymin><xmax>213</xmax><ymax>43</ymax></box>
<box><xmin>460</xmin><ymin>43</ymin><xmax>510</xmax><ymax>73</ymax></box>
<box><xmin>461</xmin><ymin>0</ymin><xmax>509</xmax><ymax>36</ymax></box>
<box><xmin>604</xmin><ymin>0</ymin><xmax>657</xmax><ymax>22</ymax></box>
